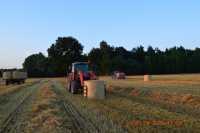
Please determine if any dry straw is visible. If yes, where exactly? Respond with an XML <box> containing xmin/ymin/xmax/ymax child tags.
<box><xmin>144</xmin><ymin>75</ymin><xmax>151</xmax><ymax>81</ymax></box>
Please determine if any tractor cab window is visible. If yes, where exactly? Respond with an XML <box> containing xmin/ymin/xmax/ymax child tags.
<box><xmin>73</xmin><ymin>63</ymin><xmax>89</xmax><ymax>73</ymax></box>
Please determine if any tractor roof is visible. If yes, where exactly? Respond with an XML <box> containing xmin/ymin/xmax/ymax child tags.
<box><xmin>72</xmin><ymin>62</ymin><xmax>88</xmax><ymax>65</ymax></box>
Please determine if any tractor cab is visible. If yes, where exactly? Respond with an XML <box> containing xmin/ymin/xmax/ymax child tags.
<box><xmin>71</xmin><ymin>62</ymin><xmax>92</xmax><ymax>80</ymax></box>
<box><xmin>72</xmin><ymin>62</ymin><xmax>89</xmax><ymax>73</ymax></box>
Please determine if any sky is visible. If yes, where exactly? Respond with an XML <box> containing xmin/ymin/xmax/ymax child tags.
<box><xmin>0</xmin><ymin>0</ymin><xmax>200</xmax><ymax>68</ymax></box>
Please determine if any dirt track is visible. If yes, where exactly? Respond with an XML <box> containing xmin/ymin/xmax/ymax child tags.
<box><xmin>51</xmin><ymin>83</ymin><xmax>99</xmax><ymax>133</ymax></box>
<box><xmin>0</xmin><ymin>80</ymin><xmax>43</xmax><ymax>133</ymax></box>
<box><xmin>0</xmin><ymin>80</ymin><xmax>123</xmax><ymax>133</ymax></box>
<box><xmin>0</xmin><ymin>80</ymin><xmax>96</xmax><ymax>133</ymax></box>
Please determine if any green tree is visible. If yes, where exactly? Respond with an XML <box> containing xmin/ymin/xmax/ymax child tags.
<box><xmin>88</xmin><ymin>48</ymin><xmax>102</xmax><ymax>74</ymax></box>
<box><xmin>47</xmin><ymin>37</ymin><xmax>84</xmax><ymax>76</ymax></box>
<box><xmin>99</xmin><ymin>41</ymin><xmax>114</xmax><ymax>75</ymax></box>
<box><xmin>131</xmin><ymin>46</ymin><xmax>146</xmax><ymax>74</ymax></box>
<box><xmin>145</xmin><ymin>46</ymin><xmax>155</xmax><ymax>74</ymax></box>
<box><xmin>23</xmin><ymin>53</ymin><xmax>47</xmax><ymax>77</ymax></box>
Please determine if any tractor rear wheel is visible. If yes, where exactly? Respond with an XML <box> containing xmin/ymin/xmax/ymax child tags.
<box><xmin>70</xmin><ymin>80</ymin><xmax>80</xmax><ymax>94</ymax></box>
<box><xmin>67</xmin><ymin>82</ymin><xmax>71</xmax><ymax>92</ymax></box>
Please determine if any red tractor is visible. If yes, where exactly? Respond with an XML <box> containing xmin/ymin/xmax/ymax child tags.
<box><xmin>67</xmin><ymin>62</ymin><xmax>97</xmax><ymax>94</ymax></box>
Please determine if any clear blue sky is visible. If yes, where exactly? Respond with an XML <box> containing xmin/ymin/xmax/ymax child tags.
<box><xmin>0</xmin><ymin>0</ymin><xmax>200</xmax><ymax>68</ymax></box>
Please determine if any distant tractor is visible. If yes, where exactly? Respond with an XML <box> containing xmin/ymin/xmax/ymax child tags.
<box><xmin>112</xmin><ymin>71</ymin><xmax>126</xmax><ymax>80</ymax></box>
<box><xmin>3</xmin><ymin>70</ymin><xmax>27</xmax><ymax>85</ymax></box>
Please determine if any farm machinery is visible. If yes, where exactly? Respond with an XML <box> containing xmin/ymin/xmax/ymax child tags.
<box><xmin>67</xmin><ymin>62</ymin><xmax>106</xmax><ymax>99</ymax></box>
<box><xmin>2</xmin><ymin>70</ymin><xmax>27</xmax><ymax>85</ymax></box>
<box><xmin>111</xmin><ymin>71</ymin><xmax>126</xmax><ymax>80</ymax></box>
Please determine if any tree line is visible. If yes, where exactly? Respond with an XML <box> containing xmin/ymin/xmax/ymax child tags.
<box><xmin>22</xmin><ymin>36</ymin><xmax>200</xmax><ymax>77</ymax></box>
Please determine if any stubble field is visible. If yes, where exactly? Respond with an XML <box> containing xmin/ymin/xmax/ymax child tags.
<box><xmin>0</xmin><ymin>74</ymin><xmax>200</xmax><ymax>133</ymax></box>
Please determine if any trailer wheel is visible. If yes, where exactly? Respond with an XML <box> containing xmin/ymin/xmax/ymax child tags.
<box><xmin>6</xmin><ymin>81</ymin><xmax>9</xmax><ymax>86</ymax></box>
<box><xmin>17</xmin><ymin>81</ymin><xmax>21</xmax><ymax>85</ymax></box>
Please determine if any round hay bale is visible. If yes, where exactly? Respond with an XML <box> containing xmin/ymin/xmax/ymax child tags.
<box><xmin>144</xmin><ymin>75</ymin><xmax>151</xmax><ymax>82</ymax></box>
<box><xmin>84</xmin><ymin>80</ymin><xmax>106</xmax><ymax>99</ymax></box>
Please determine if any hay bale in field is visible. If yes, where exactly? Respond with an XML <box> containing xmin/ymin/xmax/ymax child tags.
<box><xmin>144</xmin><ymin>75</ymin><xmax>151</xmax><ymax>82</ymax></box>
<box><xmin>84</xmin><ymin>80</ymin><xmax>106</xmax><ymax>99</ymax></box>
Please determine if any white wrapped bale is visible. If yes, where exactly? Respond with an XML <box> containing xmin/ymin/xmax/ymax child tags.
<box><xmin>12</xmin><ymin>71</ymin><xmax>27</xmax><ymax>79</ymax></box>
<box><xmin>3</xmin><ymin>72</ymin><xmax>12</xmax><ymax>80</ymax></box>
<box><xmin>84</xmin><ymin>80</ymin><xmax>106</xmax><ymax>99</ymax></box>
